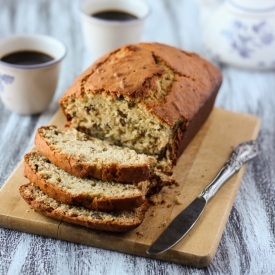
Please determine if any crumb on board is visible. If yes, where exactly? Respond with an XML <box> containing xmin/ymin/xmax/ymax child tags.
<box><xmin>168</xmin><ymin>185</ymin><xmax>174</xmax><ymax>189</ymax></box>
<box><xmin>149</xmin><ymin>193</ymin><xmax>163</xmax><ymax>205</ymax></box>
<box><xmin>175</xmin><ymin>196</ymin><xmax>183</xmax><ymax>205</ymax></box>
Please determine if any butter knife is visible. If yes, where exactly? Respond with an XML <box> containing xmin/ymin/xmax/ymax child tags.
<box><xmin>147</xmin><ymin>140</ymin><xmax>258</xmax><ymax>255</ymax></box>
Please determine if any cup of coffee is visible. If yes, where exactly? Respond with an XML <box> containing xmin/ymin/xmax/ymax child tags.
<box><xmin>0</xmin><ymin>34</ymin><xmax>66</xmax><ymax>115</ymax></box>
<box><xmin>80</xmin><ymin>0</ymin><xmax>150</xmax><ymax>59</ymax></box>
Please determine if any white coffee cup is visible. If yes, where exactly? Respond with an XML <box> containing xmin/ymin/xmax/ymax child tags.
<box><xmin>0</xmin><ymin>34</ymin><xmax>66</xmax><ymax>115</ymax></box>
<box><xmin>80</xmin><ymin>0</ymin><xmax>150</xmax><ymax>60</ymax></box>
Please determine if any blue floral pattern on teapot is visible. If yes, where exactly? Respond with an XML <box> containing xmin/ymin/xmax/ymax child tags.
<box><xmin>197</xmin><ymin>0</ymin><xmax>275</xmax><ymax>69</ymax></box>
<box><xmin>222</xmin><ymin>20</ymin><xmax>274</xmax><ymax>58</ymax></box>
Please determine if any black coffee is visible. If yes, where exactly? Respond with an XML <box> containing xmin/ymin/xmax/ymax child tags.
<box><xmin>0</xmin><ymin>50</ymin><xmax>54</xmax><ymax>65</ymax></box>
<box><xmin>91</xmin><ymin>10</ymin><xmax>138</xmax><ymax>21</ymax></box>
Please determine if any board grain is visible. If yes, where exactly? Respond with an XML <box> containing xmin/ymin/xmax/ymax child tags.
<box><xmin>0</xmin><ymin>107</ymin><xmax>260</xmax><ymax>268</ymax></box>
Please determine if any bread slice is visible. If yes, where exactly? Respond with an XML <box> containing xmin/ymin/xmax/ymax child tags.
<box><xmin>24</xmin><ymin>152</ymin><xmax>145</xmax><ymax>211</ymax></box>
<box><xmin>19</xmin><ymin>183</ymin><xmax>149</xmax><ymax>232</ymax></box>
<box><xmin>35</xmin><ymin>126</ymin><xmax>151</xmax><ymax>183</ymax></box>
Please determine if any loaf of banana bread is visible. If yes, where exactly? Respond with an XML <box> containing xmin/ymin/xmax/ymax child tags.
<box><xmin>20</xmin><ymin>42</ymin><xmax>222</xmax><ymax>233</ymax></box>
<box><xmin>59</xmin><ymin>42</ymin><xmax>222</xmax><ymax>166</ymax></box>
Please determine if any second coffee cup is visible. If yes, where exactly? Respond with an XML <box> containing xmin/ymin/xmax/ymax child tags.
<box><xmin>80</xmin><ymin>0</ymin><xmax>150</xmax><ymax>60</ymax></box>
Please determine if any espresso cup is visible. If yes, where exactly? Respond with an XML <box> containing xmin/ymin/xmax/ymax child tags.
<box><xmin>80</xmin><ymin>0</ymin><xmax>150</xmax><ymax>60</ymax></box>
<box><xmin>0</xmin><ymin>34</ymin><xmax>66</xmax><ymax>115</ymax></box>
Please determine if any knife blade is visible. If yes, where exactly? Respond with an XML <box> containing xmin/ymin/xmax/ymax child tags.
<box><xmin>147</xmin><ymin>140</ymin><xmax>258</xmax><ymax>255</ymax></box>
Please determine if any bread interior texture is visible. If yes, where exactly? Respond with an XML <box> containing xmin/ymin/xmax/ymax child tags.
<box><xmin>64</xmin><ymin>93</ymin><xmax>171</xmax><ymax>156</ymax></box>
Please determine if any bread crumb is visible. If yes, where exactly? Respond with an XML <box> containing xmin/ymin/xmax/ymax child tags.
<box><xmin>136</xmin><ymin>231</ymin><xmax>144</xmax><ymax>236</ymax></box>
<box><xmin>162</xmin><ymin>221</ymin><xmax>167</xmax><ymax>227</ymax></box>
<box><xmin>175</xmin><ymin>196</ymin><xmax>183</xmax><ymax>205</ymax></box>
<box><xmin>149</xmin><ymin>193</ymin><xmax>163</xmax><ymax>205</ymax></box>
<box><xmin>167</xmin><ymin>204</ymin><xmax>172</xmax><ymax>208</ymax></box>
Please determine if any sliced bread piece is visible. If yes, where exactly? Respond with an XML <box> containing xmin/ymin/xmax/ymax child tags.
<box><xmin>19</xmin><ymin>183</ymin><xmax>149</xmax><ymax>232</ymax></box>
<box><xmin>34</xmin><ymin>126</ymin><xmax>151</xmax><ymax>183</ymax></box>
<box><xmin>24</xmin><ymin>152</ymin><xmax>145</xmax><ymax>211</ymax></box>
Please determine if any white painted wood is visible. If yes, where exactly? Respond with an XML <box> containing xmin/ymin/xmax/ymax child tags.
<box><xmin>0</xmin><ymin>0</ymin><xmax>274</xmax><ymax>274</ymax></box>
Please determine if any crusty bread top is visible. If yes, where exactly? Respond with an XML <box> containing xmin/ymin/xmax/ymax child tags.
<box><xmin>60</xmin><ymin>42</ymin><xmax>222</xmax><ymax>127</ymax></box>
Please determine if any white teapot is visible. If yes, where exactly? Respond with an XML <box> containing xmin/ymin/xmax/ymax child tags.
<box><xmin>196</xmin><ymin>0</ymin><xmax>275</xmax><ymax>70</ymax></box>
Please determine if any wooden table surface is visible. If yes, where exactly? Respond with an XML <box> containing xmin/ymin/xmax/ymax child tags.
<box><xmin>0</xmin><ymin>0</ymin><xmax>274</xmax><ymax>274</ymax></box>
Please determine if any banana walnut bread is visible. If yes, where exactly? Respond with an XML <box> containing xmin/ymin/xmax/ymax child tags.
<box><xmin>20</xmin><ymin>42</ymin><xmax>222</xmax><ymax>232</ymax></box>
<box><xmin>59</xmin><ymin>42</ymin><xmax>222</xmax><ymax>168</ymax></box>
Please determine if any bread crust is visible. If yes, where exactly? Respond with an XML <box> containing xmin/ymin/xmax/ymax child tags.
<box><xmin>24</xmin><ymin>152</ymin><xmax>145</xmax><ymax>211</ymax></box>
<box><xmin>19</xmin><ymin>183</ymin><xmax>149</xmax><ymax>232</ymax></box>
<box><xmin>34</xmin><ymin>126</ymin><xmax>150</xmax><ymax>183</ymax></box>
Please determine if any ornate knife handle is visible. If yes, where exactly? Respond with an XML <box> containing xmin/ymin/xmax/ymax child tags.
<box><xmin>199</xmin><ymin>140</ymin><xmax>258</xmax><ymax>202</ymax></box>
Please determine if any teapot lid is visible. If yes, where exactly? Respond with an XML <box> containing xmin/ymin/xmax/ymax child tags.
<box><xmin>228</xmin><ymin>0</ymin><xmax>275</xmax><ymax>12</ymax></box>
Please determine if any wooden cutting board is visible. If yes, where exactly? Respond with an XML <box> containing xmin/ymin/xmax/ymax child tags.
<box><xmin>0</xmin><ymin>107</ymin><xmax>260</xmax><ymax>268</ymax></box>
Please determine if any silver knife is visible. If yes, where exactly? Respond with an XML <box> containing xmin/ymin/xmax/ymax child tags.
<box><xmin>147</xmin><ymin>140</ymin><xmax>258</xmax><ymax>255</ymax></box>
